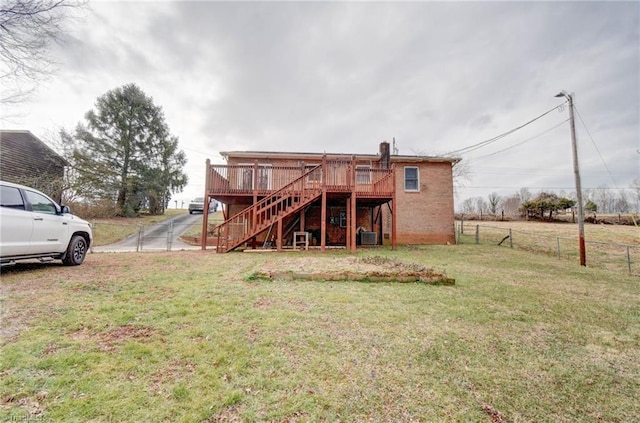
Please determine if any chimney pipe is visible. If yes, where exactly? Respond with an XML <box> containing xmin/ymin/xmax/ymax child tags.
<box><xmin>380</xmin><ymin>141</ymin><xmax>390</xmax><ymax>169</ymax></box>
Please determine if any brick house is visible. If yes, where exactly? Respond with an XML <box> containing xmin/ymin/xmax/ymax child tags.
<box><xmin>0</xmin><ymin>130</ymin><xmax>68</xmax><ymax>202</ymax></box>
<box><xmin>201</xmin><ymin>142</ymin><xmax>459</xmax><ymax>253</ymax></box>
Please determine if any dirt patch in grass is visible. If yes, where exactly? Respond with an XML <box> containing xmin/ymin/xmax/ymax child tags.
<box><xmin>481</xmin><ymin>403</ymin><xmax>504</xmax><ymax>423</ymax></box>
<box><xmin>70</xmin><ymin>324</ymin><xmax>158</xmax><ymax>352</ymax></box>
<box><xmin>250</xmin><ymin>256</ymin><xmax>454</xmax><ymax>284</ymax></box>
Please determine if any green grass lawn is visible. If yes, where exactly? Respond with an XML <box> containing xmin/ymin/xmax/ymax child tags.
<box><xmin>1</xmin><ymin>245</ymin><xmax>638</xmax><ymax>422</ymax></box>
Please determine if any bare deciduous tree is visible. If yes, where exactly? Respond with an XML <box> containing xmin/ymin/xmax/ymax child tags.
<box><xmin>410</xmin><ymin>147</ymin><xmax>470</xmax><ymax>190</ymax></box>
<box><xmin>0</xmin><ymin>0</ymin><xmax>85</xmax><ymax>104</ymax></box>
<box><xmin>501</xmin><ymin>193</ymin><xmax>521</xmax><ymax>214</ymax></box>
<box><xmin>487</xmin><ymin>192</ymin><xmax>501</xmax><ymax>214</ymax></box>
<box><xmin>632</xmin><ymin>178</ymin><xmax>640</xmax><ymax>212</ymax></box>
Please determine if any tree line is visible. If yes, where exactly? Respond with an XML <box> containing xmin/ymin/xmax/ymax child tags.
<box><xmin>459</xmin><ymin>182</ymin><xmax>640</xmax><ymax>219</ymax></box>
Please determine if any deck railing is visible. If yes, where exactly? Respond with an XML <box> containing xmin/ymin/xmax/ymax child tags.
<box><xmin>213</xmin><ymin>165</ymin><xmax>323</xmax><ymax>252</ymax></box>
<box><xmin>206</xmin><ymin>158</ymin><xmax>394</xmax><ymax>198</ymax></box>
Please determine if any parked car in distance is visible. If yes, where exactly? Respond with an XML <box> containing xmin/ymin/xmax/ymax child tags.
<box><xmin>188</xmin><ymin>197</ymin><xmax>204</xmax><ymax>214</ymax></box>
<box><xmin>0</xmin><ymin>181</ymin><xmax>93</xmax><ymax>266</ymax></box>
<box><xmin>188</xmin><ymin>197</ymin><xmax>218</xmax><ymax>214</ymax></box>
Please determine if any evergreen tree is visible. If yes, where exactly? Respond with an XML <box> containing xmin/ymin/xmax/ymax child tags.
<box><xmin>70</xmin><ymin>83</ymin><xmax>187</xmax><ymax>216</ymax></box>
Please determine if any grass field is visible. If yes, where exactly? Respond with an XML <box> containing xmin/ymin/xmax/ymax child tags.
<box><xmin>458</xmin><ymin>220</ymin><xmax>639</xmax><ymax>275</ymax></box>
<box><xmin>458</xmin><ymin>219</ymin><xmax>639</xmax><ymax>245</ymax></box>
<box><xmin>1</xmin><ymin>243</ymin><xmax>638</xmax><ymax>422</ymax></box>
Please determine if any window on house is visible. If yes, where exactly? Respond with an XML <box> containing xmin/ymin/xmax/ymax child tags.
<box><xmin>238</xmin><ymin>163</ymin><xmax>253</xmax><ymax>190</ymax></box>
<box><xmin>404</xmin><ymin>166</ymin><xmax>419</xmax><ymax>192</ymax></box>
<box><xmin>257</xmin><ymin>165</ymin><xmax>272</xmax><ymax>190</ymax></box>
<box><xmin>237</xmin><ymin>164</ymin><xmax>272</xmax><ymax>190</ymax></box>
<box><xmin>305</xmin><ymin>165</ymin><xmax>322</xmax><ymax>183</ymax></box>
<box><xmin>356</xmin><ymin>165</ymin><xmax>371</xmax><ymax>184</ymax></box>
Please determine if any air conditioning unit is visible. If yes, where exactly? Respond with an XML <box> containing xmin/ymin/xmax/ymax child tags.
<box><xmin>360</xmin><ymin>232</ymin><xmax>377</xmax><ymax>245</ymax></box>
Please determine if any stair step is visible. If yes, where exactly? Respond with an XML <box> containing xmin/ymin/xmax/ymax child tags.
<box><xmin>214</xmin><ymin>187</ymin><xmax>321</xmax><ymax>253</ymax></box>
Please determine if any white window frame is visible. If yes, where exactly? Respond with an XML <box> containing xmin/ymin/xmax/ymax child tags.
<box><xmin>237</xmin><ymin>163</ymin><xmax>272</xmax><ymax>190</ymax></box>
<box><xmin>305</xmin><ymin>164</ymin><xmax>323</xmax><ymax>183</ymax></box>
<box><xmin>238</xmin><ymin>163</ymin><xmax>254</xmax><ymax>190</ymax></box>
<box><xmin>257</xmin><ymin>164</ymin><xmax>272</xmax><ymax>190</ymax></box>
<box><xmin>355</xmin><ymin>165</ymin><xmax>371</xmax><ymax>184</ymax></box>
<box><xmin>404</xmin><ymin>166</ymin><xmax>420</xmax><ymax>192</ymax></box>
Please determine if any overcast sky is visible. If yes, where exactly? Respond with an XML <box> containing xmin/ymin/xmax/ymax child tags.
<box><xmin>3</xmin><ymin>0</ymin><xmax>639</xmax><ymax>209</ymax></box>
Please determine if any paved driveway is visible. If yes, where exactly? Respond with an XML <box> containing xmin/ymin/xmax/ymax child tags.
<box><xmin>92</xmin><ymin>213</ymin><xmax>205</xmax><ymax>253</ymax></box>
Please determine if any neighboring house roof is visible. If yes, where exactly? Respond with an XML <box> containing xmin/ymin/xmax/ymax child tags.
<box><xmin>0</xmin><ymin>130</ymin><xmax>68</xmax><ymax>182</ymax></box>
<box><xmin>220</xmin><ymin>150</ymin><xmax>461</xmax><ymax>164</ymax></box>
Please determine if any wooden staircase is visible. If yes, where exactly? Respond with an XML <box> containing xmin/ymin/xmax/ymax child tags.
<box><xmin>212</xmin><ymin>165</ymin><xmax>323</xmax><ymax>253</ymax></box>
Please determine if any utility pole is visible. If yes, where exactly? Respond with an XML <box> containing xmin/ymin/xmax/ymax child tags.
<box><xmin>555</xmin><ymin>91</ymin><xmax>586</xmax><ymax>266</ymax></box>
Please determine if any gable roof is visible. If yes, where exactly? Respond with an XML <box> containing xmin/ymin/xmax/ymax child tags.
<box><xmin>0</xmin><ymin>130</ymin><xmax>69</xmax><ymax>188</ymax></box>
<box><xmin>0</xmin><ymin>130</ymin><xmax>68</xmax><ymax>167</ymax></box>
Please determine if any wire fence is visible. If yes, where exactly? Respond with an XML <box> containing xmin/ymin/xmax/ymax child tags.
<box><xmin>90</xmin><ymin>219</ymin><xmax>638</xmax><ymax>275</ymax></box>
<box><xmin>456</xmin><ymin>223</ymin><xmax>639</xmax><ymax>276</ymax></box>
<box><xmin>91</xmin><ymin>221</ymin><xmax>201</xmax><ymax>252</ymax></box>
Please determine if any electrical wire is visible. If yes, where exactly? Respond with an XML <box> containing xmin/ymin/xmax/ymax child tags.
<box><xmin>445</xmin><ymin>101</ymin><xmax>567</xmax><ymax>156</ymax></box>
<box><xmin>181</xmin><ymin>145</ymin><xmax>222</xmax><ymax>157</ymax></box>
<box><xmin>573</xmin><ymin>104</ymin><xmax>620</xmax><ymax>190</ymax></box>
<box><xmin>466</xmin><ymin>118</ymin><xmax>569</xmax><ymax>163</ymax></box>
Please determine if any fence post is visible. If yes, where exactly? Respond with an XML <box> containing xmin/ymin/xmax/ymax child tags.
<box><xmin>557</xmin><ymin>237</ymin><xmax>561</xmax><ymax>259</ymax></box>
<box><xmin>136</xmin><ymin>224</ymin><xmax>143</xmax><ymax>252</ymax></box>
<box><xmin>475</xmin><ymin>225</ymin><xmax>479</xmax><ymax>244</ymax></box>
<box><xmin>454</xmin><ymin>223</ymin><xmax>459</xmax><ymax>244</ymax></box>
<box><xmin>167</xmin><ymin>221</ymin><xmax>174</xmax><ymax>251</ymax></box>
<box><xmin>509</xmin><ymin>228</ymin><xmax>513</xmax><ymax>248</ymax></box>
<box><xmin>461</xmin><ymin>215</ymin><xmax>464</xmax><ymax>234</ymax></box>
<box><xmin>627</xmin><ymin>246</ymin><xmax>632</xmax><ymax>275</ymax></box>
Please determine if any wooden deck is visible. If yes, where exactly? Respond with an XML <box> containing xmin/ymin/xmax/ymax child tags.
<box><xmin>202</xmin><ymin>157</ymin><xmax>397</xmax><ymax>253</ymax></box>
<box><xmin>205</xmin><ymin>158</ymin><xmax>394</xmax><ymax>204</ymax></box>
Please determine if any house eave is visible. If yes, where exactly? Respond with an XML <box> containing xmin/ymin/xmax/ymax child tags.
<box><xmin>219</xmin><ymin>150</ymin><xmax>461</xmax><ymax>164</ymax></box>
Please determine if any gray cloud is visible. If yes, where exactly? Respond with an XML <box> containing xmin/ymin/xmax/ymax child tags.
<box><xmin>4</xmin><ymin>0</ymin><xmax>638</xmax><ymax>204</ymax></box>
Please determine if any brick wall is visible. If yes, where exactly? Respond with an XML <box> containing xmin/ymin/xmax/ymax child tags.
<box><xmin>388</xmin><ymin>161</ymin><xmax>456</xmax><ymax>244</ymax></box>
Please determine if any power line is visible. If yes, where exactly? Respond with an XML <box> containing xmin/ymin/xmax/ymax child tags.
<box><xmin>573</xmin><ymin>104</ymin><xmax>620</xmax><ymax>190</ymax></box>
<box><xmin>181</xmin><ymin>145</ymin><xmax>224</xmax><ymax>159</ymax></box>
<box><xmin>445</xmin><ymin>102</ymin><xmax>566</xmax><ymax>156</ymax></box>
<box><xmin>466</xmin><ymin>118</ymin><xmax>569</xmax><ymax>163</ymax></box>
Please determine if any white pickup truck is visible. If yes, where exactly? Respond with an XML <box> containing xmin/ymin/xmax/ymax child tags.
<box><xmin>0</xmin><ymin>181</ymin><xmax>93</xmax><ymax>266</ymax></box>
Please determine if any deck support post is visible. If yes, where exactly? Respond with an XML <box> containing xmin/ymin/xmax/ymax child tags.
<box><xmin>252</xmin><ymin>161</ymin><xmax>258</xmax><ymax>235</ymax></box>
<box><xmin>391</xmin><ymin>165</ymin><xmax>397</xmax><ymax>251</ymax></box>
<box><xmin>346</xmin><ymin>198</ymin><xmax>351</xmax><ymax>250</ymax></box>
<box><xmin>320</xmin><ymin>155</ymin><xmax>327</xmax><ymax>252</ymax></box>
<box><xmin>277</xmin><ymin>218</ymin><xmax>283</xmax><ymax>251</ymax></box>
<box><xmin>350</xmin><ymin>194</ymin><xmax>357</xmax><ymax>253</ymax></box>
<box><xmin>201</xmin><ymin>159</ymin><xmax>210</xmax><ymax>251</ymax></box>
<box><xmin>350</xmin><ymin>156</ymin><xmax>357</xmax><ymax>253</ymax></box>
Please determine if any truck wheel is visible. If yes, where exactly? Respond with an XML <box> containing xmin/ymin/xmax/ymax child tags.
<box><xmin>63</xmin><ymin>235</ymin><xmax>88</xmax><ymax>266</ymax></box>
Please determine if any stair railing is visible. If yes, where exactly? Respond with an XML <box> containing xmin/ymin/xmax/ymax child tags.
<box><xmin>214</xmin><ymin>164</ymin><xmax>322</xmax><ymax>252</ymax></box>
